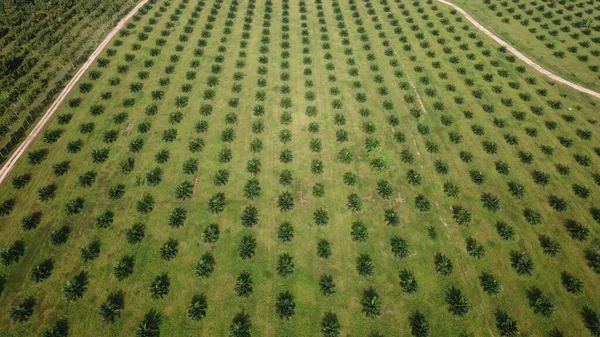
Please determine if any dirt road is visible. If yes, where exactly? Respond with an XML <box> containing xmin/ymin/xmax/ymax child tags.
<box><xmin>436</xmin><ymin>0</ymin><xmax>600</xmax><ymax>100</ymax></box>
<box><xmin>0</xmin><ymin>0</ymin><xmax>149</xmax><ymax>185</ymax></box>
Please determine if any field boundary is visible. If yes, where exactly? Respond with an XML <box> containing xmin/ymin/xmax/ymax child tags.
<box><xmin>0</xmin><ymin>0</ymin><xmax>150</xmax><ymax>185</ymax></box>
<box><xmin>436</xmin><ymin>0</ymin><xmax>600</xmax><ymax>100</ymax></box>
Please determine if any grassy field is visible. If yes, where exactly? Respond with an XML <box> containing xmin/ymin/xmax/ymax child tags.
<box><xmin>457</xmin><ymin>0</ymin><xmax>600</xmax><ymax>91</ymax></box>
<box><xmin>0</xmin><ymin>0</ymin><xmax>599</xmax><ymax>336</ymax></box>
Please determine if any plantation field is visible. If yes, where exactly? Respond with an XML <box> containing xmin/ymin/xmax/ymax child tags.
<box><xmin>0</xmin><ymin>0</ymin><xmax>139</xmax><ymax>159</ymax></box>
<box><xmin>457</xmin><ymin>0</ymin><xmax>600</xmax><ymax>91</ymax></box>
<box><xmin>1</xmin><ymin>0</ymin><xmax>600</xmax><ymax>336</ymax></box>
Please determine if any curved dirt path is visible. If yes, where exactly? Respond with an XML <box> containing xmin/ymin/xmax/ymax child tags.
<box><xmin>436</xmin><ymin>0</ymin><xmax>600</xmax><ymax>100</ymax></box>
<box><xmin>0</xmin><ymin>0</ymin><xmax>149</xmax><ymax>185</ymax></box>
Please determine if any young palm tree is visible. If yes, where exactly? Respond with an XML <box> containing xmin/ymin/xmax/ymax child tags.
<box><xmin>235</xmin><ymin>272</ymin><xmax>253</xmax><ymax>297</ymax></box>
<box><xmin>409</xmin><ymin>311</ymin><xmax>429</xmax><ymax>337</ymax></box>
<box><xmin>203</xmin><ymin>223</ymin><xmax>220</xmax><ymax>243</ymax></box>
<box><xmin>135</xmin><ymin>309</ymin><xmax>161</xmax><ymax>337</ymax></box>
<box><xmin>238</xmin><ymin>234</ymin><xmax>257</xmax><ymax>259</ymax></box>
<box><xmin>113</xmin><ymin>255</ymin><xmax>135</xmax><ymax>280</ymax></box>
<box><xmin>351</xmin><ymin>222</ymin><xmax>368</xmax><ymax>242</ymax></box>
<box><xmin>361</xmin><ymin>287</ymin><xmax>382</xmax><ymax>318</ymax></box>
<box><xmin>99</xmin><ymin>291</ymin><xmax>124</xmax><ymax>323</ymax></box>
<box><xmin>510</xmin><ymin>251</ymin><xmax>534</xmax><ymax>275</ymax></box>
<box><xmin>195</xmin><ymin>253</ymin><xmax>215</xmax><ymax>278</ymax></box>
<box><xmin>229</xmin><ymin>312</ymin><xmax>251</xmax><ymax>337</ymax></box>
<box><xmin>277</xmin><ymin>191</ymin><xmax>294</xmax><ymax>211</ymax></box>
<box><xmin>317</xmin><ymin>239</ymin><xmax>331</xmax><ymax>259</ymax></box>
<box><xmin>243</xmin><ymin>179</ymin><xmax>261</xmax><ymax>199</ymax></box>
<box><xmin>160</xmin><ymin>238</ymin><xmax>178</xmax><ymax>261</ymax></box>
<box><xmin>11</xmin><ymin>296</ymin><xmax>35</xmax><ymax>323</ymax></box>
<box><xmin>31</xmin><ymin>259</ymin><xmax>54</xmax><ymax>283</ymax></box>
<box><xmin>277</xmin><ymin>253</ymin><xmax>294</xmax><ymax>277</ymax></box>
<box><xmin>314</xmin><ymin>209</ymin><xmax>329</xmax><ymax>226</ymax></box>
<box><xmin>356</xmin><ymin>254</ymin><xmax>374</xmax><ymax>276</ymax></box>
<box><xmin>187</xmin><ymin>294</ymin><xmax>208</xmax><ymax>320</ymax></box>
<box><xmin>321</xmin><ymin>312</ymin><xmax>341</xmax><ymax>337</ymax></box>
<box><xmin>376</xmin><ymin>180</ymin><xmax>393</xmax><ymax>199</ymax></box>
<box><xmin>384</xmin><ymin>209</ymin><xmax>400</xmax><ymax>226</ymax></box>
<box><xmin>434</xmin><ymin>253</ymin><xmax>453</xmax><ymax>276</ymax></box>
<box><xmin>275</xmin><ymin>291</ymin><xmax>295</xmax><ymax>319</ymax></box>
<box><xmin>399</xmin><ymin>269</ymin><xmax>418</xmax><ymax>293</ymax></box>
<box><xmin>240</xmin><ymin>206</ymin><xmax>259</xmax><ymax>227</ymax></box>
<box><xmin>208</xmin><ymin>193</ymin><xmax>226</xmax><ymax>213</ymax></box>
<box><xmin>479</xmin><ymin>272</ymin><xmax>500</xmax><ymax>295</ymax></box>
<box><xmin>168</xmin><ymin>208</ymin><xmax>187</xmax><ymax>228</ymax></box>
<box><xmin>278</xmin><ymin>222</ymin><xmax>294</xmax><ymax>242</ymax></box>
<box><xmin>319</xmin><ymin>274</ymin><xmax>336</xmax><ymax>296</ymax></box>
<box><xmin>390</xmin><ymin>236</ymin><xmax>409</xmax><ymax>258</ymax></box>
<box><xmin>560</xmin><ymin>271</ymin><xmax>582</xmax><ymax>294</ymax></box>
<box><xmin>346</xmin><ymin>193</ymin><xmax>362</xmax><ymax>212</ymax></box>
<box><xmin>495</xmin><ymin>311</ymin><xmax>518</xmax><ymax>337</ymax></box>
<box><xmin>41</xmin><ymin>318</ymin><xmax>69</xmax><ymax>337</ymax></box>
<box><xmin>62</xmin><ymin>272</ymin><xmax>88</xmax><ymax>301</ymax></box>
<box><xmin>446</xmin><ymin>286</ymin><xmax>470</xmax><ymax>317</ymax></box>
<box><xmin>527</xmin><ymin>287</ymin><xmax>554</xmax><ymax>317</ymax></box>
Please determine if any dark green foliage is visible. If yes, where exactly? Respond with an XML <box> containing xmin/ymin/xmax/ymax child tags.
<box><xmin>565</xmin><ymin>219</ymin><xmax>589</xmax><ymax>241</ymax></box>
<box><xmin>480</xmin><ymin>272</ymin><xmax>500</xmax><ymax>295</ymax></box>
<box><xmin>361</xmin><ymin>287</ymin><xmax>382</xmax><ymax>318</ymax></box>
<box><xmin>208</xmin><ymin>193</ymin><xmax>226</xmax><ymax>214</ymax></box>
<box><xmin>235</xmin><ymin>272</ymin><xmax>253</xmax><ymax>297</ymax></box>
<box><xmin>561</xmin><ymin>271</ymin><xmax>583</xmax><ymax>294</ymax></box>
<box><xmin>21</xmin><ymin>211</ymin><xmax>42</xmax><ymax>230</ymax></box>
<box><xmin>168</xmin><ymin>208</ymin><xmax>187</xmax><ymax>228</ymax></box>
<box><xmin>481</xmin><ymin>193</ymin><xmax>500</xmax><ymax>211</ymax></box>
<box><xmin>277</xmin><ymin>253</ymin><xmax>294</xmax><ymax>277</ymax></box>
<box><xmin>108</xmin><ymin>184</ymin><xmax>125</xmax><ymax>200</ymax></box>
<box><xmin>278</xmin><ymin>191</ymin><xmax>294</xmax><ymax>211</ymax></box>
<box><xmin>466</xmin><ymin>237</ymin><xmax>485</xmax><ymax>258</ymax></box>
<box><xmin>496</xmin><ymin>221</ymin><xmax>515</xmax><ymax>240</ymax></box>
<box><xmin>319</xmin><ymin>274</ymin><xmax>336</xmax><ymax>296</ymax></box>
<box><xmin>356</xmin><ymin>254</ymin><xmax>374</xmax><ymax>276</ymax></box>
<box><xmin>523</xmin><ymin>208</ymin><xmax>541</xmax><ymax>225</ymax></box>
<box><xmin>78</xmin><ymin>170</ymin><xmax>97</xmax><ymax>187</ymax></box>
<box><xmin>38</xmin><ymin>183</ymin><xmax>57</xmax><ymax>201</ymax></box>
<box><xmin>548</xmin><ymin>195</ymin><xmax>568</xmax><ymax>212</ymax></box>
<box><xmin>175</xmin><ymin>181</ymin><xmax>194</xmax><ymax>200</ymax></box>
<box><xmin>446</xmin><ymin>286</ymin><xmax>470</xmax><ymax>317</ymax></box>
<box><xmin>187</xmin><ymin>294</ymin><xmax>208</xmax><ymax>320</ymax></box>
<box><xmin>399</xmin><ymin>269</ymin><xmax>418</xmax><ymax>293</ymax></box>
<box><xmin>113</xmin><ymin>255</ymin><xmax>134</xmax><ymax>280</ymax></box>
<box><xmin>415</xmin><ymin>194</ymin><xmax>430</xmax><ymax>212</ymax></box>
<box><xmin>0</xmin><ymin>240</ymin><xmax>25</xmax><ymax>266</ymax></box>
<box><xmin>81</xmin><ymin>239</ymin><xmax>101</xmax><ymax>262</ymax></box>
<box><xmin>62</xmin><ymin>271</ymin><xmax>88</xmax><ymax>301</ymax></box>
<box><xmin>31</xmin><ymin>258</ymin><xmax>53</xmax><ymax>283</ymax></box>
<box><xmin>203</xmin><ymin>223</ymin><xmax>220</xmax><ymax>244</ymax></box>
<box><xmin>10</xmin><ymin>296</ymin><xmax>35</xmax><ymax>323</ymax></box>
<box><xmin>135</xmin><ymin>309</ymin><xmax>161</xmax><ymax>337</ymax></box>
<box><xmin>434</xmin><ymin>253</ymin><xmax>453</xmax><ymax>276</ymax></box>
<box><xmin>377</xmin><ymin>180</ymin><xmax>393</xmax><ymax>199</ymax></box>
<box><xmin>314</xmin><ymin>208</ymin><xmax>329</xmax><ymax>226</ymax></box>
<box><xmin>321</xmin><ymin>312</ymin><xmax>341</xmax><ymax>337</ymax></box>
<box><xmin>511</xmin><ymin>251</ymin><xmax>534</xmax><ymax>275</ymax></box>
<box><xmin>195</xmin><ymin>252</ymin><xmax>215</xmax><ymax>278</ymax></box>
<box><xmin>495</xmin><ymin>311</ymin><xmax>519</xmax><ymax>337</ymax></box>
<box><xmin>409</xmin><ymin>311</ymin><xmax>429</xmax><ymax>337</ymax></box>
<box><xmin>241</xmin><ymin>206</ymin><xmax>259</xmax><ymax>228</ymax></box>
<box><xmin>41</xmin><ymin>318</ymin><xmax>69</xmax><ymax>337</ymax></box>
<box><xmin>581</xmin><ymin>306</ymin><xmax>600</xmax><ymax>337</ymax></box>
<box><xmin>452</xmin><ymin>205</ymin><xmax>472</xmax><ymax>225</ymax></box>
<box><xmin>136</xmin><ymin>194</ymin><xmax>154</xmax><ymax>213</ymax></box>
<box><xmin>527</xmin><ymin>287</ymin><xmax>554</xmax><ymax>317</ymax></box>
<box><xmin>275</xmin><ymin>291</ymin><xmax>296</xmax><ymax>319</ymax></box>
<box><xmin>390</xmin><ymin>236</ymin><xmax>409</xmax><ymax>258</ymax></box>
<box><xmin>229</xmin><ymin>311</ymin><xmax>251</xmax><ymax>337</ymax></box>
<box><xmin>50</xmin><ymin>225</ymin><xmax>71</xmax><ymax>246</ymax></box>
<box><xmin>243</xmin><ymin>179</ymin><xmax>261</xmax><ymax>199</ymax></box>
<box><xmin>317</xmin><ymin>239</ymin><xmax>331</xmax><ymax>259</ymax></box>
<box><xmin>539</xmin><ymin>235</ymin><xmax>561</xmax><ymax>256</ymax></box>
<box><xmin>160</xmin><ymin>238</ymin><xmax>178</xmax><ymax>261</ymax></box>
<box><xmin>238</xmin><ymin>234</ymin><xmax>257</xmax><ymax>260</ymax></box>
<box><xmin>145</xmin><ymin>167</ymin><xmax>163</xmax><ymax>186</ymax></box>
<box><xmin>149</xmin><ymin>273</ymin><xmax>170</xmax><ymax>299</ymax></box>
<box><xmin>99</xmin><ymin>291</ymin><xmax>124</xmax><ymax>323</ymax></box>
<box><xmin>96</xmin><ymin>210</ymin><xmax>114</xmax><ymax>228</ymax></box>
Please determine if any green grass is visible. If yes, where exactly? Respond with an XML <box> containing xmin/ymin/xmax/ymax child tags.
<box><xmin>456</xmin><ymin>0</ymin><xmax>600</xmax><ymax>91</ymax></box>
<box><xmin>0</xmin><ymin>0</ymin><xmax>599</xmax><ymax>336</ymax></box>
